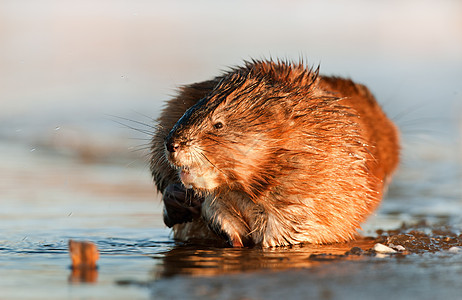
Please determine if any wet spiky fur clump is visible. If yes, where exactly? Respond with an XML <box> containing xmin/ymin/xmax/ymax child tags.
<box><xmin>150</xmin><ymin>59</ymin><xmax>399</xmax><ymax>247</ymax></box>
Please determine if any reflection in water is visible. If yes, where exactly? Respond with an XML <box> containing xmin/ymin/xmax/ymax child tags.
<box><xmin>152</xmin><ymin>238</ymin><xmax>376</xmax><ymax>278</ymax></box>
<box><xmin>68</xmin><ymin>267</ymin><xmax>98</xmax><ymax>284</ymax></box>
<box><xmin>148</xmin><ymin>225</ymin><xmax>462</xmax><ymax>299</ymax></box>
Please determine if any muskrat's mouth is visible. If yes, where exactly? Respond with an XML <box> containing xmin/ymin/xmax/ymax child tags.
<box><xmin>179</xmin><ymin>167</ymin><xmax>195</xmax><ymax>189</ymax></box>
<box><xmin>176</xmin><ymin>164</ymin><xmax>220</xmax><ymax>191</ymax></box>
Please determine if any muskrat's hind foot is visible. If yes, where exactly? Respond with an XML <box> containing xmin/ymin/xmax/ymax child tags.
<box><xmin>162</xmin><ymin>184</ymin><xmax>203</xmax><ymax>227</ymax></box>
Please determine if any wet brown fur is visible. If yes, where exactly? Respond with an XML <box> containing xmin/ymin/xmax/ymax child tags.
<box><xmin>150</xmin><ymin>60</ymin><xmax>399</xmax><ymax>247</ymax></box>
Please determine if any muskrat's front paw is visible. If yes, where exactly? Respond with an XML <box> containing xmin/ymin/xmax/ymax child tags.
<box><xmin>162</xmin><ymin>183</ymin><xmax>203</xmax><ymax>227</ymax></box>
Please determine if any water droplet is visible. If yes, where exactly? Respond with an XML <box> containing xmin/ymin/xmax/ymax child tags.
<box><xmin>54</xmin><ymin>126</ymin><xmax>61</xmax><ymax>131</ymax></box>
<box><xmin>30</xmin><ymin>148</ymin><xmax>36</xmax><ymax>152</ymax></box>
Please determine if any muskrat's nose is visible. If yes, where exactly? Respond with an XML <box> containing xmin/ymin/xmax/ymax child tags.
<box><xmin>166</xmin><ymin>140</ymin><xmax>180</xmax><ymax>153</ymax></box>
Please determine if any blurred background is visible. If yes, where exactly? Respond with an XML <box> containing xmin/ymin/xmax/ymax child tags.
<box><xmin>2</xmin><ymin>0</ymin><xmax>461</xmax><ymax>145</ymax></box>
<box><xmin>1</xmin><ymin>1</ymin><xmax>461</xmax><ymax>298</ymax></box>
<box><xmin>1</xmin><ymin>0</ymin><xmax>462</xmax><ymax>232</ymax></box>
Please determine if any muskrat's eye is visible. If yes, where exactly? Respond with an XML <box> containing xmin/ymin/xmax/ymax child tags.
<box><xmin>213</xmin><ymin>122</ymin><xmax>224</xmax><ymax>130</ymax></box>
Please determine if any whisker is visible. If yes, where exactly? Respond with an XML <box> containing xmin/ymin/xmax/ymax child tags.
<box><xmin>390</xmin><ymin>103</ymin><xmax>428</xmax><ymax>122</ymax></box>
<box><xmin>210</xmin><ymin>194</ymin><xmax>219</xmax><ymax>205</ymax></box>
<box><xmin>190</xmin><ymin>150</ymin><xmax>202</xmax><ymax>166</ymax></box>
<box><xmin>132</xmin><ymin>142</ymin><xmax>153</xmax><ymax>147</ymax></box>
<box><xmin>130</xmin><ymin>146</ymin><xmax>153</xmax><ymax>152</ymax></box>
<box><xmin>107</xmin><ymin>114</ymin><xmax>158</xmax><ymax>129</ymax></box>
<box><xmin>111</xmin><ymin>119</ymin><xmax>154</xmax><ymax>136</ymax></box>
<box><xmin>192</xmin><ymin>151</ymin><xmax>211</xmax><ymax>177</ymax></box>
<box><xmin>128</xmin><ymin>110</ymin><xmax>156</xmax><ymax>123</ymax></box>
<box><xmin>397</xmin><ymin>118</ymin><xmax>445</xmax><ymax>129</ymax></box>
<box><xmin>128</xmin><ymin>137</ymin><xmax>153</xmax><ymax>141</ymax></box>
<box><xmin>124</xmin><ymin>157</ymin><xmax>151</xmax><ymax>168</ymax></box>
<box><xmin>194</xmin><ymin>148</ymin><xmax>226</xmax><ymax>176</ymax></box>
<box><xmin>401</xmin><ymin>128</ymin><xmax>443</xmax><ymax>135</ymax></box>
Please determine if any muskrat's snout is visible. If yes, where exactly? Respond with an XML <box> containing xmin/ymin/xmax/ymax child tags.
<box><xmin>164</xmin><ymin>129</ymin><xmax>191</xmax><ymax>169</ymax></box>
<box><xmin>164</xmin><ymin>132</ymin><xmax>182</xmax><ymax>169</ymax></box>
<box><xmin>165</xmin><ymin>127</ymin><xmax>183</xmax><ymax>154</ymax></box>
<box><xmin>163</xmin><ymin>123</ymin><xmax>223</xmax><ymax>191</ymax></box>
<box><xmin>165</xmin><ymin>137</ymin><xmax>179</xmax><ymax>153</ymax></box>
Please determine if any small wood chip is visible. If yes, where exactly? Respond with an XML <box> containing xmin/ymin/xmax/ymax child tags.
<box><xmin>69</xmin><ymin>240</ymin><xmax>99</xmax><ymax>269</ymax></box>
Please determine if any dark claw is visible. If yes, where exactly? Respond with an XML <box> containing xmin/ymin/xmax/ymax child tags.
<box><xmin>162</xmin><ymin>183</ymin><xmax>203</xmax><ymax>227</ymax></box>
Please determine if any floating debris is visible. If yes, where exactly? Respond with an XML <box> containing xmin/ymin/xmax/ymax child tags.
<box><xmin>68</xmin><ymin>240</ymin><xmax>99</xmax><ymax>283</ymax></box>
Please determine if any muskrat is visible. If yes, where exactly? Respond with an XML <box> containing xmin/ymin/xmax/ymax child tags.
<box><xmin>150</xmin><ymin>60</ymin><xmax>399</xmax><ymax>247</ymax></box>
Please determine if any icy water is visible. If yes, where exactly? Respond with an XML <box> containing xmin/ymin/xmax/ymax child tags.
<box><xmin>2</xmin><ymin>1</ymin><xmax>462</xmax><ymax>299</ymax></box>
<box><xmin>2</xmin><ymin>131</ymin><xmax>462</xmax><ymax>300</ymax></box>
